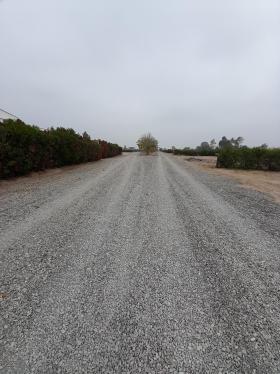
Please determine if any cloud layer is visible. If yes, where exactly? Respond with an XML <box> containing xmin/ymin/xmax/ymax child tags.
<box><xmin>1</xmin><ymin>0</ymin><xmax>279</xmax><ymax>147</ymax></box>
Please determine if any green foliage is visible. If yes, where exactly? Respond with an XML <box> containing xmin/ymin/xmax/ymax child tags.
<box><xmin>162</xmin><ymin>135</ymin><xmax>279</xmax><ymax>171</ymax></box>
<box><xmin>137</xmin><ymin>133</ymin><xmax>158</xmax><ymax>155</ymax></box>
<box><xmin>165</xmin><ymin>148</ymin><xmax>217</xmax><ymax>156</ymax></box>
<box><xmin>0</xmin><ymin>119</ymin><xmax>122</xmax><ymax>178</ymax></box>
<box><xmin>99</xmin><ymin>140</ymin><xmax>123</xmax><ymax>158</ymax></box>
<box><xmin>218</xmin><ymin>136</ymin><xmax>244</xmax><ymax>149</ymax></box>
<box><xmin>217</xmin><ymin>147</ymin><xmax>280</xmax><ymax>171</ymax></box>
<box><xmin>196</xmin><ymin>141</ymin><xmax>211</xmax><ymax>152</ymax></box>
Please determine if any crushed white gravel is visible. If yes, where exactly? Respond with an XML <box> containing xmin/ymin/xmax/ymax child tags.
<box><xmin>1</xmin><ymin>152</ymin><xmax>280</xmax><ymax>373</ymax></box>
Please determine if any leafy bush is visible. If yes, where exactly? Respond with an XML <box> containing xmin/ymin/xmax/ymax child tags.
<box><xmin>0</xmin><ymin>119</ymin><xmax>122</xmax><ymax>178</ymax></box>
<box><xmin>99</xmin><ymin>140</ymin><xmax>123</xmax><ymax>158</ymax></box>
<box><xmin>216</xmin><ymin>147</ymin><xmax>280</xmax><ymax>171</ymax></box>
<box><xmin>166</xmin><ymin>148</ymin><xmax>217</xmax><ymax>156</ymax></box>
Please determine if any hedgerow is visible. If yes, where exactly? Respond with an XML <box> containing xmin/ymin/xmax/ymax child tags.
<box><xmin>99</xmin><ymin>140</ymin><xmax>123</xmax><ymax>158</ymax></box>
<box><xmin>162</xmin><ymin>148</ymin><xmax>217</xmax><ymax>156</ymax></box>
<box><xmin>0</xmin><ymin>119</ymin><xmax>122</xmax><ymax>178</ymax></box>
<box><xmin>216</xmin><ymin>147</ymin><xmax>280</xmax><ymax>171</ymax></box>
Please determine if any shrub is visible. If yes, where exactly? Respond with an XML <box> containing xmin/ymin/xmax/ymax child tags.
<box><xmin>99</xmin><ymin>140</ymin><xmax>122</xmax><ymax>158</ymax></box>
<box><xmin>160</xmin><ymin>149</ymin><xmax>173</xmax><ymax>153</ymax></box>
<box><xmin>0</xmin><ymin>119</ymin><xmax>122</xmax><ymax>178</ymax></box>
<box><xmin>216</xmin><ymin>147</ymin><xmax>280</xmax><ymax>171</ymax></box>
<box><xmin>168</xmin><ymin>148</ymin><xmax>217</xmax><ymax>156</ymax></box>
<box><xmin>137</xmin><ymin>133</ymin><xmax>158</xmax><ymax>154</ymax></box>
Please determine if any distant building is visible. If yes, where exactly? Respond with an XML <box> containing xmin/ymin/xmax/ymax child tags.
<box><xmin>0</xmin><ymin>108</ymin><xmax>19</xmax><ymax>123</ymax></box>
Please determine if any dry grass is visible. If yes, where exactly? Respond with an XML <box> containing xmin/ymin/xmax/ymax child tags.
<box><xmin>179</xmin><ymin>156</ymin><xmax>280</xmax><ymax>204</ymax></box>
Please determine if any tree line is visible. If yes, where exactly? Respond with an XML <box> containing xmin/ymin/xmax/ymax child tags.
<box><xmin>162</xmin><ymin>136</ymin><xmax>270</xmax><ymax>155</ymax></box>
<box><xmin>162</xmin><ymin>136</ymin><xmax>280</xmax><ymax>171</ymax></box>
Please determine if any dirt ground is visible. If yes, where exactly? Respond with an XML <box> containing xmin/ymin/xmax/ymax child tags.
<box><xmin>178</xmin><ymin>156</ymin><xmax>280</xmax><ymax>204</ymax></box>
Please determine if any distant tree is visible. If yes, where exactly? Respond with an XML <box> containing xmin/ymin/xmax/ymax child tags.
<box><xmin>236</xmin><ymin>136</ymin><xmax>244</xmax><ymax>147</ymax></box>
<box><xmin>218</xmin><ymin>136</ymin><xmax>244</xmax><ymax>149</ymax></box>
<box><xmin>210</xmin><ymin>139</ymin><xmax>216</xmax><ymax>149</ymax></box>
<box><xmin>230</xmin><ymin>136</ymin><xmax>244</xmax><ymax>148</ymax></box>
<box><xmin>137</xmin><ymin>133</ymin><xmax>158</xmax><ymax>155</ymax></box>
<box><xmin>196</xmin><ymin>141</ymin><xmax>210</xmax><ymax>152</ymax></box>
<box><xmin>219</xmin><ymin>136</ymin><xmax>232</xmax><ymax>149</ymax></box>
<box><xmin>260</xmin><ymin>143</ymin><xmax>268</xmax><ymax>149</ymax></box>
<box><xmin>201</xmin><ymin>141</ymin><xmax>211</xmax><ymax>150</ymax></box>
<box><xmin>82</xmin><ymin>131</ymin><xmax>91</xmax><ymax>140</ymax></box>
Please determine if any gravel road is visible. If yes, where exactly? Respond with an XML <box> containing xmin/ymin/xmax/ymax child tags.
<box><xmin>1</xmin><ymin>152</ymin><xmax>280</xmax><ymax>373</ymax></box>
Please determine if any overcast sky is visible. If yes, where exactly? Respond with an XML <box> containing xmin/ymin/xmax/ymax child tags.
<box><xmin>1</xmin><ymin>0</ymin><xmax>279</xmax><ymax>147</ymax></box>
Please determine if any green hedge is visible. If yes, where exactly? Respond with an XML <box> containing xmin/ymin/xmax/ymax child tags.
<box><xmin>99</xmin><ymin>140</ymin><xmax>123</xmax><ymax>158</ymax></box>
<box><xmin>0</xmin><ymin>119</ymin><xmax>122</xmax><ymax>178</ymax></box>
<box><xmin>162</xmin><ymin>148</ymin><xmax>217</xmax><ymax>156</ymax></box>
<box><xmin>216</xmin><ymin>147</ymin><xmax>280</xmax><ymax>171</ymax></box>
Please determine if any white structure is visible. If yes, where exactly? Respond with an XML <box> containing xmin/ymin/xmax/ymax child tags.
<box><xmin>0</xmin><ymin>108</ymin><xmax>19</xmax><ymax>122</ymax></box>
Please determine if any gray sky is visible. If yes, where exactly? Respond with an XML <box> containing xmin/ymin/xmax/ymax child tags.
<box><xmin>1</xmin><ymin>0</ymin><xmax>279</xmax><ymax>148</ymax></box>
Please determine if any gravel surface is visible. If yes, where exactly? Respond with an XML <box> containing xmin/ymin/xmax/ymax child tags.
<box><xmin>1</xmin><ymin>152</ymin><xmax>280</xmax><ymax>373</ymax></box>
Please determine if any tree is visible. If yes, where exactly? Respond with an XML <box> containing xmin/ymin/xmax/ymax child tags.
<box><xmin>199</xmin><ymin>141</ymin><xmax>211</xmax><ymax>150</ymax></box>
<box><xmin>82</xmin><ymin>131</ymin><xmax>91</xmax><ymax>140</ymax></box>
<box><xmin>137</xmin><ymin>133</ymin><xmax>158</xmax><ymax>155</ymax></box>
<box><xmin>230</xmin><ymin>136</ymin><xmax>244</xmax><ymax>148</ymax></box>
<box><xmin>218</xmin><ymin>136</ymin><xmax>244</xmax><ymax>149</ymax></box>
<box><xmin>210</xmin><ymin>139</ymin><xmax>216</xmax><ymax>149</ymax></box>
<box><xmin>219</xmin><ymin>136</ymin><xmax>232</xmax><ymax>149</ymax></box>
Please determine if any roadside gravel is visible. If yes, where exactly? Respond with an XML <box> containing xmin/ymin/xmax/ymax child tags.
<box><xmin>1</xmin><ymin>152</ymin><xmax>280</xmax><ymax>373</ymax></box>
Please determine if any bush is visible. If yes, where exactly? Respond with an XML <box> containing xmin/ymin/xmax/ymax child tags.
<box><xmin>0</xmin><ymin>119</ymin><xmax>122</xmax><ymax>178</ymax></box>
<box><xmin>160</xmin><ymin>149</ymin><xmax>173</xmax><ymax>153</ymax></box>
<box><xmin>166</xmin><ymin>148</ymin><xmax>217</xmax><ymax>156</ymax></box>
<box><xmin>216</xmin><ymin>147</ymin><xmax>280</xmax><ymax>171</ymax></box>
<box><xmin>137</xmin><ymin>133</ymin><xmax>158</xmax><ymax>154</ymax></box>
<box><xmin>99</xmin><ymin>140</ymin><xmax>123</xmax><ymax>158</ymax></box>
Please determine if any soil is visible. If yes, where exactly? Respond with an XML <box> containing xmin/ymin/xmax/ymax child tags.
<box><xmin>181</xmin><ymin>156</ymin><xmax>280</xmax><ymax>203</ymax></box>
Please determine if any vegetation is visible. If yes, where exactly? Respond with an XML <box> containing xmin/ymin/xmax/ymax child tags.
<box><xmin>0</xmin><ymin>119</ymin><xmax>122</xmax><ymax>178</ymax></box>
<box><xmin>218</xmin><ymin>136</ymin><xmax>244</xmax><ymax>149</ymax></box>
<box><xmin>217</xmin><ymin>147</ymin><xmax>280</xmax><ymax>171</ymax></box>
<box><xmin>137</xmin><ymin>133</ymin><xmax>158</xmax><ymax>155</ymax></box>
<box><xmin>170</xmin><ymin>148</ymin><xmax>216</xmax><ymax>156</ymax></box>
<box><xmin>162</xmin><ymin>136</ymin><xmax>246</xmax><ymax>156</ymax></box>
<box><xmin>162</xmin><ymin>136</ymin><xmax>280</xmax><ymax>171</ymax></box>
